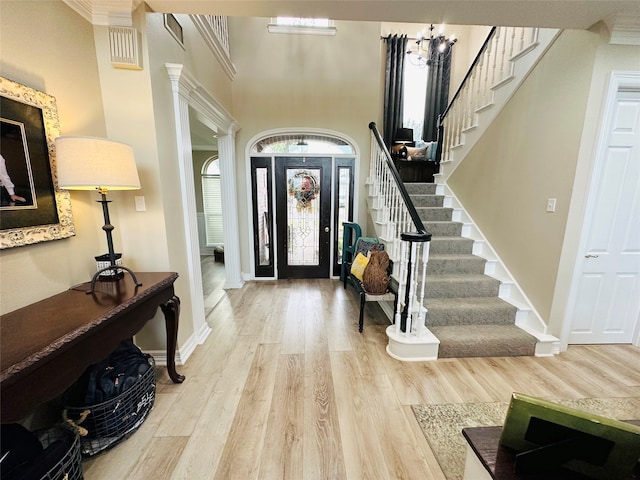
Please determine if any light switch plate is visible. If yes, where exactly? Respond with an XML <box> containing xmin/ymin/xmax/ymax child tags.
<box><xmin>546</xmin><ymin>198</ymin><xmax>556</xmax><ymax>213</ymax></box>
<box><xmin>135</xmin><ymin>196</ymin><xmax>146</xmax><ymax>212</ymax></box>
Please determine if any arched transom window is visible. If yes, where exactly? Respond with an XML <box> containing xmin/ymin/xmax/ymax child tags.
<box><xmin>251</xmin><ymin>134</ymin><xmax>355</xmax><ymax>155</ymax></box>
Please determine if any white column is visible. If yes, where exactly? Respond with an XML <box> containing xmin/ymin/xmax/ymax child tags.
<box><xmin>217</xmin><ymin>132</ymin><xmax>243</xmax><ymax>288</ymax></box>
<box><xmin>166</xmin><ymin>64</ymin><xmax>210</xmax><ymax>344</ymax></box>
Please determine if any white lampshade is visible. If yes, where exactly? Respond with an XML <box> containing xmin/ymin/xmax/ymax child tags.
<box><xmin>55</xmin><ymin>136</ymin><xmax>141</xmax><ymax>191</ymax></box>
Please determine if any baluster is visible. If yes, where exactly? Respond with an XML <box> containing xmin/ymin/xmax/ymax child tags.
<box><xmin>476</xmin><ymin>54</ymin><xmax>484</xmax><ymax>109</ymax></box>
<box><xmin>530</xmin><ymin>27</ymin><xmax>539</xmax><ymax>47</ymax></box>
<box><xmin>464</xmin><ymin>81</ymin><xmax>472</xmax><ymax>130</ymax></box>
<box><xmin>416</xmin><ymin>240</ymin><xmax>430</xmax><ymax>336</ymax></box>
<box><xmin>382</xmin><ymin>166</ymin><xmax>389</xmax><ymax>218</ymax></box>
<box><xmin>518</xmin><ymin>27</ymin><xmax>525</xmax><ymax>54</ymax></box>
<box><xmin>443</xmin><ymin>120</ymin><xmax>451</xmax><ymax>161</ymax></box>
<box><xmin>395</xmin><ymin>239</ymin><xmax>408</xmax><ymax>335</ymax></box>
<box><xmin>509</xmin><ymin>27</ymin><xmax>516</xmax><ymax>60</ymax></box>
<box><xmin>482</xmin><ymin>42</ymin><xmax>492</xmax><ymax>106</ymax></box>
<box><xmin>451</xmin><ymin>106</ymin><xmax>458</xmax><ymax>146</ymax></box>
<box><xmin>455</xmin><ymin>101</ymin><xmax>463</xmax><ymax>143</ymax></box>
<box><xmin>491</xmin><ymin>28</ymin><xmax>500</xmax><ymax>87</ymax></box>
<box><xmin>390</xmin><ymin>184</ymin><xmax>399</xmax><ymax>239</ymax></box>
<box><xmin>499</xmin><ymin>27</ymin><xmax>508</xmax><ymax>83</ymax></box>
<box><xmin>406</xmin><ymin>240</ymin><xmax>419</xmax><ymax>335</ymax></box>
<box><xmin>468</xmin><ymin>70</ymin><xmax>477</xmax><ymax>126</ymax></box>
<box><xmin>455</xmin><ymin>105</ymin><xmax>462</xmax><ymax>146</ymax></box>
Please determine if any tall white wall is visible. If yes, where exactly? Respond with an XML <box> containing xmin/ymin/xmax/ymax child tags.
<box><xmin>229</xmin><ymin>17</ymin><xmax>384</xmax><ymax>274</ymax></box>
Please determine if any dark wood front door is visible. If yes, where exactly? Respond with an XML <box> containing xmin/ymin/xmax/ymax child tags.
<box><xmin>275</xmin><ymin>157</ymin><xmax>331</xmax><ymax>278</ymax></box>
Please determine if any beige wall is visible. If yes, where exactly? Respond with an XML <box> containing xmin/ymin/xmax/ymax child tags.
<box><xmin>229</xmin><ymin>18</ymin><xmax>384</xmax><ymax>272</ymax></box>
<box><xmin>0</xmin><ymin>1</ymin><xmax>107</xmax><ymax>313</ymax></box>
<box><xmin>0</xmin><ymin>4</ymin><xmax>235</xmax><ymax>352</ymax></box>
<box><xmin>447</xmin><ymin>29</ymin><xmax>599</xmax><ymax>321</ymax></box>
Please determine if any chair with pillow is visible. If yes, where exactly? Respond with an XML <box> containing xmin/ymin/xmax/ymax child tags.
<box><xmin>341</xmin><ymin>222</ymin><xmax>398</xmax><ymax>332</ymax></box>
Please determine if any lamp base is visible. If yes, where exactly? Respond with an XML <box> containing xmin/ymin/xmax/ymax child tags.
<box><xmin>95</xmin><ymin>253</ymin><xmax>124</xmax><ymax>280</ymax></box>
<box><xmin>86</xmin><ymin>265</ymin><xmax>142</xmax><ymax>294</ymax></box>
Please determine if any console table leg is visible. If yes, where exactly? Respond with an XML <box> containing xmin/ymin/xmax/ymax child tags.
<box><xmin>160</xmin><ymin>295</ymin><xmax>186</xmax><ymax>383</ymax></box>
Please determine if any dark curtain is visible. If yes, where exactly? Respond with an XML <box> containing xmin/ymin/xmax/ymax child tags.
<box><xmin>383</xmin><ymin>34</ymin><xmax>408</xmax><ymax>147</ymax></box>
<box><xmin>422</xmin><ymin>40</ymin><xmax>454</xmax><ymax>142</ymax></box>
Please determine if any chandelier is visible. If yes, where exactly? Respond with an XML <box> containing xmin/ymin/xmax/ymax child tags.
<box><xmin>406</xmin><ymin>24</ymin><xmax>457</xmax><ymax>68</ymax></box>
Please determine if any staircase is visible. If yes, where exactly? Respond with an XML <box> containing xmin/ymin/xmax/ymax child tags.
<box><xmin>407</xmin><ymin>183</ymin><xmax>537</xmax><ymax>358</ymax></box>
<box><xmin>368</xmin><ymin>26</ymin><xmax>562</xmax><ymax>360</ymax></box>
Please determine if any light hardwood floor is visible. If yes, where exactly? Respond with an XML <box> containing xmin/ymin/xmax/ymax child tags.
<box><xmin>83</xmin><ymin>277</ymin><xmax>640</xmax><ymax>479</ymax></box>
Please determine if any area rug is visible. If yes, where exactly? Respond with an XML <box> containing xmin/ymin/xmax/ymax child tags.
<box><xmin>412</xmin><ymin>397</ymin><xmax>640</xmax><ymax>480</ymax></box>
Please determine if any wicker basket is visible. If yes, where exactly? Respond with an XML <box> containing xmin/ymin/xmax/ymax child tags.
<box><xmin>65</xmin><ymin>355</ymin><xmax>156</xmax><ymax>457</ymax></box>
<box><xmin>35</xmin><ymin>425</ymin><xmax>83</xmax><ymax>480</ymax></box>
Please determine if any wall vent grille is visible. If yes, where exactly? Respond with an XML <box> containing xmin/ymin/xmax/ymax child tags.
<box><xmin>108</xmin><ymin>26</ymin><xmax>142</xmax><ymax>70</ymax></box>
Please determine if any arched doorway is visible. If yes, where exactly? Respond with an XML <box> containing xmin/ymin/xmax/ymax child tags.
<box><xmin>248</xmin><ymin>131</ymin><xmax>358</xmax><ymax>279</ymax></box>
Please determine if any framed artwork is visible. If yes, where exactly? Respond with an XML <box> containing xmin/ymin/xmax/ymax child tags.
<box><xmin>0</xmin><ymin>77</ymin><xmax>74</xmax><ymax>248</ymax></box>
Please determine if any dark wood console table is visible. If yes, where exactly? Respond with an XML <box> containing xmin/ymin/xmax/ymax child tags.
<box><xmin>0</xmin><ymin>272</ymin><xmax>185</xmax><ymax>423</ymax></box>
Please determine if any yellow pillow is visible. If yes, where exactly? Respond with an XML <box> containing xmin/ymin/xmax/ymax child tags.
<box><xmin>350</xmin><ymin>252</ymin><xmax>370</xmax><ymax>282</ymax></box>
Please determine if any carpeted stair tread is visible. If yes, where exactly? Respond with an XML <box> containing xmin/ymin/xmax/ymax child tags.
<box><xmin>400</xmin><ymin>183</ymin><xmax>537</xmax><ymax>358</ymax></box>
<box><xmin>405</xmin><ymin>183</ymin><xmax>437</xmax><ymax>195</ymax></box>
<box><xmin>422</xmin><ymin>221</ymin><xmax>463</xmax><ymax>237</ymax></box>
<box><xmin>411</xmin><ymin>195</ymin><xmax>445</xmax><ymax>207</ymax></box>
<box><xmin>417</xmin><ymin>207</ymin><xmax>454</xmax><ymax>222</ymax></box>
<box><xmin>427</xmin><ymin>254</ymin><xmax>486</xmax><ymax>275</ymax></box>
<box><xmin>430</xmin><ymin>324</ymin><xmax>537</xmax><ymax>358</ymax></box>
<box><xmin>425</xmin><ymin>297</ymin><xmax>518</xmax><ymax>326</ymax></box>
<box><xmin>424</xmin><ymin>274</ymin><xmax>501</xmax><ymax>298</ymax></box>
<box><xmin>429</xmin><ymin>237</ymin><xmax>474</xmax><ymax>255</ymax></box>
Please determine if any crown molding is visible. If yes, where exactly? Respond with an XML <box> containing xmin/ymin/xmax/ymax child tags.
<box><xmin>604</xmin><ymin>12</ymin><xmax>640</xmax><ymax>45</ymax></box>
<box><xmin>62</xmin><ymin>0</ymin><xmax>142</xmax><ymax>26</ymax></box>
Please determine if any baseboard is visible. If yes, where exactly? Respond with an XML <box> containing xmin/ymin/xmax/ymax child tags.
<box><xmin>144</xmin><ymin>329</ymin><xmax>202</xmax><ymax>367</ymax></box>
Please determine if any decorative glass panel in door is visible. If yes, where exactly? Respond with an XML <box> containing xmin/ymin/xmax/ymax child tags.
<box><xmin>275</xmin><ymin>157</ymin><xmax>331</xmax><ymax>278</ymax></box>
<box><xmin>250</xmin><ymin>157</ymin><xmax>274</xmax><ymax>277</ymax></box>
<box><xmin>333</xmin><ymin>158</ymin><xmax>354</xmax><ymax>276</ymax></box>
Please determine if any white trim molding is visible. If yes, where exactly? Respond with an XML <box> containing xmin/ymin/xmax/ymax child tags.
<box><xmin>243</xmin><ymin>127</ymin><xmax>360</xmax><ymax>280</ymax></box>
<box><xmin>190</xmin><ymin>15</ymin><xmax>237</xmax><ymax>80</ymax></box>
<box><xmin>62</xmin><ymin>0</ymin><xmax>142</xmax><ymax>26</ymax></box>
<box><xmin>165</xmin><ymin>63</ymin><xmax>242</xmax><ymax>347</ymax></box>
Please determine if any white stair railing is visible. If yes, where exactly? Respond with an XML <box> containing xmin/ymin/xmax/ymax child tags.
<box><xmin>436</xmin><ymin>27</ymin><xmax>562</xmax><ymax>180</ymax></box>
<box><xmin>368</xmin><ymin>123</ymin><xmax>431</xmax><ymax>340</ymax></box>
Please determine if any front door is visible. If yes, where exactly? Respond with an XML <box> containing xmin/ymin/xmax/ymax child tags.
<box><xmin>568</xmin><ymin>84</ymin><xmax>640</xmax><ymax>344</ymax></box>
<box><xmin>275</xmin><ymin>157</ymin><xmax>332</xmax><ymax>278</ymax></box>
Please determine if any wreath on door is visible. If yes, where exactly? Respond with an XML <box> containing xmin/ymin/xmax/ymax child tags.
<box><xmin>288</xmin><ymin>171</ymin><xmax>319</xmax><ymax>211</ymax></box>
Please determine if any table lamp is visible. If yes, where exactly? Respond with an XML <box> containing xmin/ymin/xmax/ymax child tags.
<box><xmin>394</xmin><ymin>127</ymin><xmax>414</xmax><ymax>159</ymax></box>
<box><xmin>55</xmin><ymin>136</ymin><xmax>142</xmax><ymax>293</ymax></box>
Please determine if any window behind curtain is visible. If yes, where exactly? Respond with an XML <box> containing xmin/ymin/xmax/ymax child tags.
<box><xmin>403</xmin><ymin>60</ymin><xmax>429</xmax><ymax>143</ymax></box>
<box><xmin>202</xmin><ymin>159</ymin><xmax>223</xmax><ymax>246</ymax></box>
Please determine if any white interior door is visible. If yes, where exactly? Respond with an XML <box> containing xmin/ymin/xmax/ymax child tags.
<box><xmin>568</xmin><ymin>84</ymin><xmax>640</xmax><ymax>344</ymax></box>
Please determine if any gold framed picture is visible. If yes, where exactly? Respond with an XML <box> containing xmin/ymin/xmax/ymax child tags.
<box><xmin>0</xmin><ymin>77</ymin><xmax>75</xmax><ymax>248</ymax></box>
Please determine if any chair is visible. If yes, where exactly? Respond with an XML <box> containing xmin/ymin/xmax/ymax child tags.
<box><xmin>341</xmin><ymin>222</ymin><xmax>398</xmax><ymax>332</ymax></box>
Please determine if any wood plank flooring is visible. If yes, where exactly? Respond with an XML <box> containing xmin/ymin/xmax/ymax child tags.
<box><xmin>83</xmin><ymin>277</ymin><xmax>640</xmax><ymax>479</ymax></box>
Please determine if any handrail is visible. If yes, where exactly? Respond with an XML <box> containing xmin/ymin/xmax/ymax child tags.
<box><xmin>440</xmin><ymin>27</ymin><xmax>497</xmax><ymax>122</ymax></box>
<box><xmin>368</xmin><ymin>122</ymin><xmax>431</xmax><ymax>241</ymax></box>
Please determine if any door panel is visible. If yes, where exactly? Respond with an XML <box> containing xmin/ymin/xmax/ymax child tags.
<box><xmin>569</xmin><ymin>88</ymin><xmax>640</xmax><ymax>343</ymax></box>
<box><xmin>275</xmin><ymin>157</ymin><xmax>331</xmax><ymax>278</ymax></box>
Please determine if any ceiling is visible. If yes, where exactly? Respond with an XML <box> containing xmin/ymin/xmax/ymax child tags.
<box><xmin>143</xmin><ymin>0</ymin><xmax>640</xmax><ymax>32</ymax></box>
